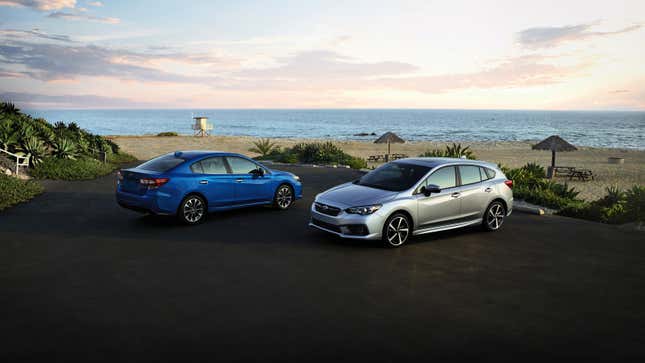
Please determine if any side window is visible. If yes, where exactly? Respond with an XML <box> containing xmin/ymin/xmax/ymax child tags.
<box><xmin>194</xmin><ymin>157</ymin><xmax>229</xmax><ymax>174</ymax></box>
<box><xmin>459</xmin><ymin>165</ymin><xmax>482</xmax><ymax>185</ymax></box>
<box><xmin>226</xmin><ymin>157</ymin><xmax>259</xmax><ymax>174</ymax></box>
<box><xmin>483</xmin><ymin>167</ymin><xmax>496</xmax><ymax>180</ymax></box>
<box><xmin>425</xmin><ymin>166</ymin><xmax>457</xmax><ymax>189</ymax></box>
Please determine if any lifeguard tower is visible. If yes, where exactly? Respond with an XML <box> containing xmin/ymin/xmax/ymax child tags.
<box><xmin>192</xmin><ymin>116</ymin><xmax>213</xmax><ymax>137</ymax></box>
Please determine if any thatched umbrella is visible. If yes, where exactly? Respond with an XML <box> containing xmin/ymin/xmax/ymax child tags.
<box><xmin>374</xmin><ymin>132</ymin><xmax>405</xmax><ymax>160</ymax></box>
<box><xmin>532</xmin><ymin>135</ymin><xmax>577</xmax><ymax>178</ymax></box>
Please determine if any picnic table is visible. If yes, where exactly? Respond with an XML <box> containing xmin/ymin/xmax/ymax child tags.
<box><xmin>552</xmin><ymin>166</ymin><xmax>576</xmax><ymax>177</ymax></box>
<box><xmin>568</xmin><ymin>168</ymin><xmax>594</xmax><ymax>181</ymax></box>
<box><xmin>367</xmin><ymin>153</ymin><xmax>409</xmax><ymax>162</ymax></box>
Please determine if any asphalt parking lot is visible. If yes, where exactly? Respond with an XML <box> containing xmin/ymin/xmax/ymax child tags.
<box><xmin>1</xmin><ymin>165</ymin><xmax>644</xmax><ymax>362</ymax></box>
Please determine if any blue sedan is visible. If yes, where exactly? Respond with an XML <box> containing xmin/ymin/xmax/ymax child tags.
<box><xmin>116</xmin><ymin>151</ymin><xmax>303</xmax><ymax>224</ymax></box>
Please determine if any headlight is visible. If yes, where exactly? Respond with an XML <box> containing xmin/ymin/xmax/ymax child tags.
<box><xmin>345</xmin><ymin>204</ymin><xmax>382</xmax><ymax>215</ymax></box>
<box><xmin>293</xmin><ymin>175</ymin><xmax>300</xmax><ymax>181</ymax></box>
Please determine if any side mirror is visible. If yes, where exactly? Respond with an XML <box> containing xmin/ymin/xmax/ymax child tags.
<box><xmin>420</xmin><ymin>184</ymin><xmax>441</xmax><ymax>196</ymax></box>
<box><xmin>250</xmin><ymin>168</ymin><xmax>265</xmax><ymax>177</ymax></box>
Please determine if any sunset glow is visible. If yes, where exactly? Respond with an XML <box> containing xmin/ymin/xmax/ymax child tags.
<box><xmin>1</xmin><ymin>0</ymin><xmax>644</xmax><ymax>109</ymax></box>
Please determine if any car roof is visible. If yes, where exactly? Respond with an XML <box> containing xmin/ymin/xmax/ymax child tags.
<box><xmin>166</xmin><ymin>150</ymin><xmax>241</xmax><ymax>161</ymax></box>
<box><xmin>393</xmin><ymin>157</ymin><xmax>498</xmax><ymax>169</ymax></box>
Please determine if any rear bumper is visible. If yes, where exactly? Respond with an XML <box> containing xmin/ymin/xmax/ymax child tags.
<box><xmin>116</xmin><ymin>189</ymin><xmax>176</xmax><ymax>215</ymax></box>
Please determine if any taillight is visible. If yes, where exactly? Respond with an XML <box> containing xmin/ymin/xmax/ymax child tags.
<box><xmin>504</xmin><ymin>179</ymin><xmax>513</xmax><ymax>189</ymax></box>
<box><xmin>140</xmin><ymin>178</ymin><xmax>170</xmax><ymax>189</ymax></box>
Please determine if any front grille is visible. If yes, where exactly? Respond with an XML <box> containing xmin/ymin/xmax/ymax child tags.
<box><xmin>311</xmin><ymin>218</ymin><xmax>369</xmax><ymax>236</ymax></box>
<box><xmin>314</xmin><ymin>202</ymin><xmax>341</xmax><ymax>216</ymax></box>
<box><xmin>311</xmin><ymin>218</ymin><xmax>341</xmax><ymax>233</ymax></box>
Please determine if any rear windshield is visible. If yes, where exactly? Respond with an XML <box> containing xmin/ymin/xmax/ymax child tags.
<box><xmin>137</xmin><ymin>154</ymin><xmax>186</xmax><ymax>172</ymax></box>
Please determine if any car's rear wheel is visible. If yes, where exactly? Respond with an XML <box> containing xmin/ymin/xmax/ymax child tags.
<box><xmin>178</xmin><ymin>194</ymin><xmax>207</xmax><ymax>225</ymax></box>
<box><xmin>483</xmin><ymin>201</ymin><xmax>506</xmax><ymax>231</ymax></box>
<box><xmin>273</xmin><ymin>184</ymin><xmax>294</xmax><ymax>210</ymax></box>
<box><xmin>382</xmin><ymin>213</ymin><xmax>411</xmax><ymax>248</ymax></box>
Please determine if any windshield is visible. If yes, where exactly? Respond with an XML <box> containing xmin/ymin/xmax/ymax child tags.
<box><xmin>137</xmin><ymin>154</ymin><xmax>186</xmax><ymax>172</ymax></box>
<box><xmin>355</xmin><ymin>162</ymin><xmax>430</xmax><ymax>191</ymax></box>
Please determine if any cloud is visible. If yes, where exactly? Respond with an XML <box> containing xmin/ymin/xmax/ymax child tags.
<box><xmin>0</xmin><ymin>28</ymin><xmax>75</xmax><ymax>42</ymax></box>
<box><xmin>47</xmin><ymin>11</ymin><xmax>120</xmax><ymax>24</ymax></box>
<box><xmin>517</xmin><ymin>22</ymin><xmax>642</xmax><ymax>48</ymax></box>
<box><xmin>373</xmin><ymin>55</ymin><xmax>588</xmax><ymax>93</ymax></box>
<box><xmin>0</xmin><ymin>37</ymin><xmax>234</xmax><ymax>83</ymax></box>
<box><xmin>87</xmin><ymin>0</ymin><xmax>101</xmax><ymax>6</ymax></box>
<box><xmin>0</xmin><ymin>0</ymin><xmax>74</xmax><ymax>11</ymax></box>
<box><xmin>238</xmin><ymin>50</ymin><xmax>418</xmax><ymax>80</ymax></box>
<box><xmin>0</xmin><ymin>91</ymin><xmax>157</xmax><ymax>108</ymax></box>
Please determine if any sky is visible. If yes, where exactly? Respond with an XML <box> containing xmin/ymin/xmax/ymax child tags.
<box><xmin>0</xmin><ymin>0</ymin><xmax>644</xmax><ymax>110</ymax></box>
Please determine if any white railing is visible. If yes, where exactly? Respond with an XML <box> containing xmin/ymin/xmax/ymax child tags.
<box><xmin>0</xmin><ymin>148</ymin><xmax>30</xmax><ymax>176</ymax></box>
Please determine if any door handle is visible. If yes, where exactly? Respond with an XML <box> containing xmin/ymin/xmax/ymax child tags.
<box><xmin>451</xmin><ymin>192</ymin><xmax>461</xmax><ymax>198</ymax></box>
<box><xmin>199</xmin><ymin>180</ymin><xmax>208</xmax><ymax>185</ymax></box>
<box><xmin>236</xmin><ymin>179</ymin><xmax>244</xmax><ymax>183</ymax></box>
<box><xmin>484</xmin><ymin>187</ymin><xmax>492</xmax><ymax>193</ymax></box>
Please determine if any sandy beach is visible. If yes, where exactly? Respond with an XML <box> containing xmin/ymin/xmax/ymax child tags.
<box><xmin>110</xmin><ymin>135</ymin><xmax>645</xmax><ymax>201</ymax></box>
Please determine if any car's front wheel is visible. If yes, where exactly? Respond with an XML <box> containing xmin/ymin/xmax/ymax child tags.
<box><xmin>382</xmin><ymin>213</ymin><xmax>411</xmax><ymax>248</ymax></box>
<box><xmin>178</xmin><ymin>194</ymin><xmax>207</xmax><ymax>225</ymax></box>
<box><xmin>273</xmin><ymin>184</ymin><xmax>294</xmax><ymax>210</ymax></box>
<box><xmin>483</xmin><ymin>201</ymin><xmax>506</xmax><ymax>231</ymax></box>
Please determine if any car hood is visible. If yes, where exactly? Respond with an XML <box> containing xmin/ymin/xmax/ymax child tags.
<box><xmin>317</xmin><ymin>182</ymin><xmax>399</xmax><ymax>207</ymax></box>
<box><xmin>270</xmin><ymin>169</ymin><xmax>296</xmax><ymax>178</ymax></box>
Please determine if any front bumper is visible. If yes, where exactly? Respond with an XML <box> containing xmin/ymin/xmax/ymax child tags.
<box><xmin>309</xmin><ymin>202</ymin><xmax>384</xmax><ymax>240</ymax></box>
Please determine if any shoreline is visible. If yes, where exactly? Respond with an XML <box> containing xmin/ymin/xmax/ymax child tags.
<box><xmin>109</xmin><ymin>135</ymin><xmax>645</xmax><ymax>202</ymax></box>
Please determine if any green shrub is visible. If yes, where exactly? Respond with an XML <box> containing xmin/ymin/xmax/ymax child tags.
<box><xmin>107</xmin><ymin>152</ymin><xmax>138</xmax><ymax>164</ymax></box>
<box><xmin>157</xmin><ymin>131</ymin><xmax>179</xmax><ymax>137</ymax></box>
<box><xmin>21</xmin><ymin>136</ymin><xmax>47</xmax><ymax>166</ymax></box>
<box><xmin>624</xmin><ymin>185</ymin><xmax>645</xmax><ymax>222</ymax></box>
<box><xmin>255</xmin><ymin>141</ymin><xmax>366</xmax><ymax>169</ymax></box>
<box><xmin>0</xmin><ymin>173</ymin><xmax>43</xmax><ymax>211</ymax></box>
<box><xmin>31</xmin><ymin>157</ymin><xmax>116</xmax><ymax>180</ymax></box>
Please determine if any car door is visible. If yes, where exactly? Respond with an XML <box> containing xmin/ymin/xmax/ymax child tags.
<box><xmin>456</xmin><ymin>165</ymin><xmax>489</xmax><ymax>219</ymax></box>
<box><xmin>190</xmin><ymin>157</ymin><xmax>237</xmax><ymax>208</ymax></box>
<box><xmin>225</xmin><ymin>156</ymin><xmax>273</xmax><ymax>205</ymax></box>
<box><xmin>415</xmin><ymin>166</ymin><xmax>461</xmax><ymax>229</ymax></box>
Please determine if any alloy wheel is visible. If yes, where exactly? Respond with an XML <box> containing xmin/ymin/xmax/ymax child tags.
<box><xmin>486</xmin><ymin>203</ymin><xmax>505</xmax><ymax>230</ymax></box>
<box><xmin>183</xmin><ymin>197</ymin><xmax>204</xmax><ymax>223</ymax></box>
<box><xmin>386</xmin><ymin>216</ymin><xmax>409</xmax><ymax>246</ymax></box>
<box><xmin>276</xmin><ymin>185</ymin><xmax>293</xmax><ymax>209</ymax></box>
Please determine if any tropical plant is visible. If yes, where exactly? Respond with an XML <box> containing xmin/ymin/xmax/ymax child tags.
<box><xmin>67</xmin><ymin>122</ymin><xmax>81</xmax><ymax>134</ymax></box>
<box><xmin>52</xmin><ymin>137</ymin><xmax>77</xmax><ymax>159</ymax></box>
<box><xmin>445</xmin><ymin>143</ymin><xmax>476</xmax><ymax>159</ymax></box>
<box><xmin>0</xmin><ymin>102</ymin><xmax>20</xmax><ymax>115</ymax></box>
<box><xmin>419</xmin><ymin>143</ymin><xmax>476</xmax><ymax>159</ymax></box>
<box><xmin>0</xmin><ymin>120</ymin><xmax>19</xmax><ymax>150</ymax></box>
<box><xmin>249</xmin><ymin>138</ymin><xmax>278</xmax><ymax>157</ymax></box>
<box><xmin>523</xmin><ymin>162</ymin><xmax>545</xmax><ymax>178</ymax></box>
<box><xmin>21</xmin><ymin>136</ymin><xmax>48</xmax><ymax>166</ymax></box>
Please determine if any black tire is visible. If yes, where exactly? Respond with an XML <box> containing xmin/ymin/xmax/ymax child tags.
<box><xmin>177</xmin><ymin>194</ymin><xmax>207</xmax><ymax>225</ymax></box>
<box><xmin>482</xmin><ymin>201</ymin><xmax>506</xmax><ymax>231</ymax></box>
<box><xmin>382</xmin><ymin>213</ymin><xmax>411</xmax><ymax>248</ymax></box>
<box><xmin>273</xmin><ymin>184</ymin><xmax>294</xmax><ymax>210</ymax></box>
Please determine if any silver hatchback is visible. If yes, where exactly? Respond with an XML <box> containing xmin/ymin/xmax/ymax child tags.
<box><xmin>310</xmin><ymin>158</ymin><xmax>513</xmax><ymax>247</ymax></box>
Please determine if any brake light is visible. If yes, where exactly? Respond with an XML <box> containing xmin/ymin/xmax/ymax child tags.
<box><xmin>504</xmin><ymin>179</ymin><xmax>513</xmax><ymax>189</ymax></box>
<box><xmin>140</xmin><ymin>178</ymin><xmax>170</xmax><ymax>188</ymax></box>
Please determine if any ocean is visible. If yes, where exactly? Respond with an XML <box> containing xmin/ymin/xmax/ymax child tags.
<box><xmin>24</xmin><ymin>109</ymin><xmax>645</xmax><ymax>149</ymax></box>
